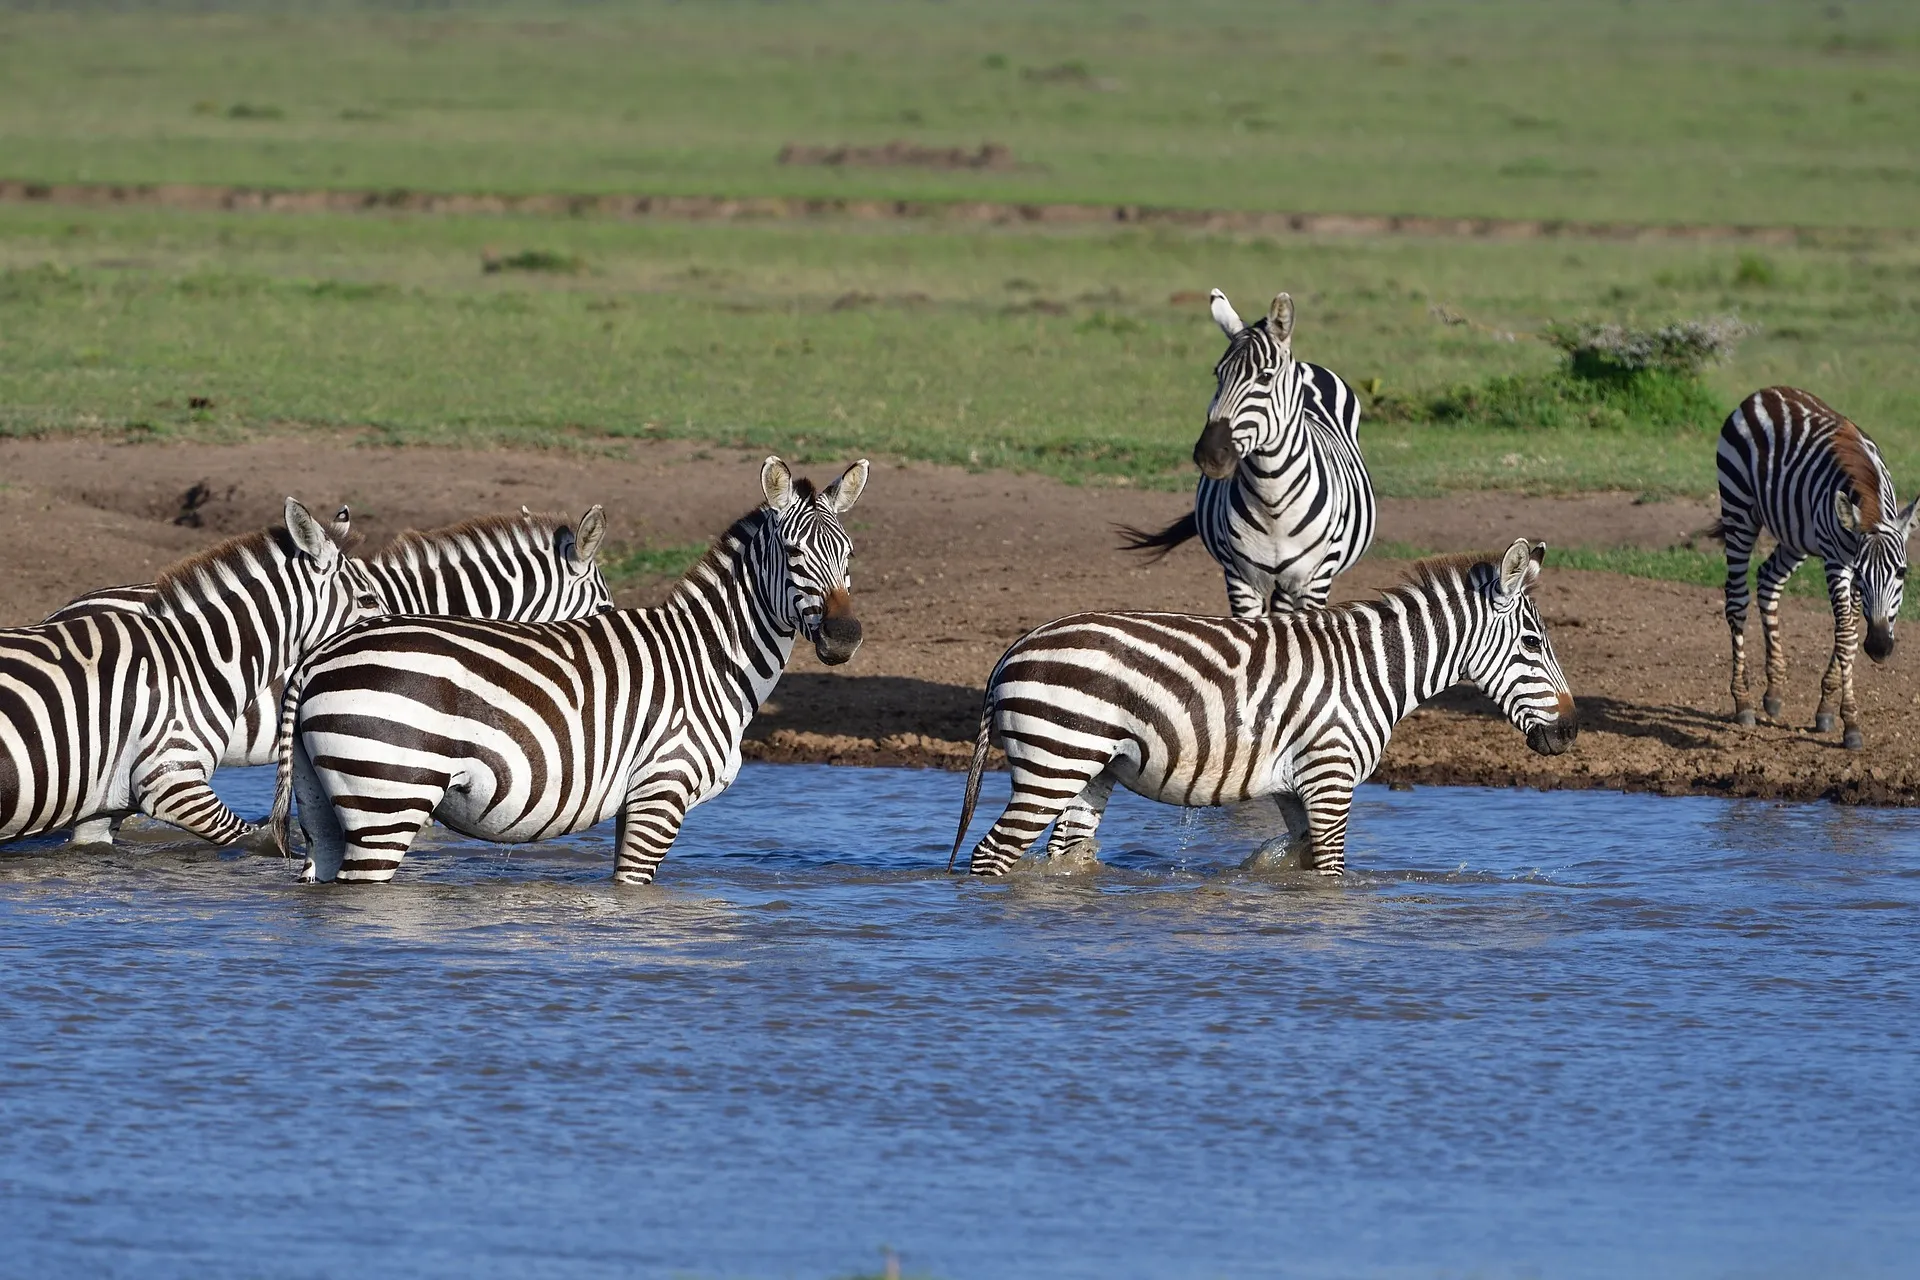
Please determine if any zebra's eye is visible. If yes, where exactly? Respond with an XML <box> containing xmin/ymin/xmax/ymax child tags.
<box><xmin>1520</xmin><ymin>634</ymin><xmax>1544</xmax><ymax>653</ymax></box>
<box><xmin>356</xmin><ymin>593</ymin><xmax>380</xmax><ymax>609</ymax></box>
<box><xmin>1899</xmin><ymin>566</ymin><xmax>1909</xmax><ymax>580</ymax></box>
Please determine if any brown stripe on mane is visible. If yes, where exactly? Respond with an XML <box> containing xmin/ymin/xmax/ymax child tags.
<box><xmin>152</xmin><ymin>528</ymin><xmax>288</xmax><ymax>601</ymax></box>
<box><xmin>1401</xmin><ymin>551</ymin><xmax>1498</xmax><ymax>589</ymax></box>
<box><xmin>1773</xmin><ymin>386</ymin><xmax>1891</xmax><ymax>527</ymax></box>
<box><xmin>377</xmin><ymin>510</ymin><xmax>568</xmax><ymax>562</ymax></box>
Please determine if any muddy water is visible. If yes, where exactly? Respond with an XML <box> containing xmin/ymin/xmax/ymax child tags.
<box><xmin>2</xmin><ymin>765</ymin><xmax>1916</xmax><ymax>1279</ymax></box>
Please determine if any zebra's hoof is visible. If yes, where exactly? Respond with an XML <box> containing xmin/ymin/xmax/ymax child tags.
<box><xmin>1814</xmin><ymin>713</ymin><xmax>1836</xmax><ymax>734</ymax></box>
<box><xmin>1734</xmin><ymin>708</ymin><xmax>1756</xmax><ymax>728</ymax></box>
<box><xmin>1764</xmin><ymin>696</ymin><xmax>1785</xmax><ymax>719</ymax></box>
<box><xmin>1844</xmin><ymin>728</ymin><xmax>1865</xmax><ymax>750</ymax></box>
<box><xmin>297</xmin><ymin>860</ymin><xmax>318</xmax><ymax>884</ymax></box>
<box><xmin>1242</xmin><ymin>836</ymin><xmax>1302</xmax><ymax>872</ymax></box>
<box><xmin>1045</xmin><ymin>838</ymin><xmax>1102</xmax><ymax>872</ymax></box>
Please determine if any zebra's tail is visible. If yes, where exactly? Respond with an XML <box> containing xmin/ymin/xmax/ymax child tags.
<box><xmin>947</xmin><ymin>699</ymin><xmax>996</xmax><ymax>873</ymax></box>
<box><xmin>1703</xmin><ymin>517</ymin><xmax>1727</xmax><ymax>542</ymax></box>
<box><xmin>267</xmin><ymin>666</ymin><xmax>308</xmax><ymax>860</ymax></box>
<box><xmin>1114</xmin><ymin>512</ymin><xmax>1199</xmax><ymax>564</ymax></box>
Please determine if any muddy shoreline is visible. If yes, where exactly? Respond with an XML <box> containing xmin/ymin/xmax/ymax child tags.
<box><xmin>2</xmin><ymin>433</ymin><xmax>1915</xmax><ymax>808</ymax></box>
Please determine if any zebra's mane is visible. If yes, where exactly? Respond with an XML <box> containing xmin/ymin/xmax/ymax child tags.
<box><xmin>1828</xmin><ymin>419</ymin><xmax>1893</xmax><ymax>527</ymax></box>
<box><xmin>152</xmin><ymin>527</ymin><xmax>292</xmax><ymax>602</ymax></box>
<box><xmin>375</xmin><ymin>510</ymin><xmax>570</xmax><ymax>564</ymax></box>
<box><xmin>678</xmin><ymin>482</ymin><xmax>818</xmax><ymax>588</ymax></box>
<box><xmin>1400</xmin><ymin>552</ymin><xmax>1498</xmax><ymax>592</ymax></box>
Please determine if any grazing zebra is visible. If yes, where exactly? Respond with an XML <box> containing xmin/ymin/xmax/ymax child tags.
<box><xmin>0</xmin><ymin>499</ymin><xmax>382</xmax><ymax>846</ymax></box>
<box><xmin>950</xmin><ymin>540</ymin><xmax>1576</xmax><ymax>877</ymax></box>
<box><xmin>270</xmin><ymin>458</ymin><xmax>867</xmax><ymax>885</ymax></box>
<box><xmin>1715</xmin><ymin>386</ymin><xmax>1917</xmax><ymax>749</ymax></box>
<box><xmin>1120</xmin><ymin>289</ymin><xmax>1375</xmax><ymax>616</ymax></box>
<box><xmin>47</xmin><ymin>505</ymin><xmax>613</xmax><ymax>844</ymax></box>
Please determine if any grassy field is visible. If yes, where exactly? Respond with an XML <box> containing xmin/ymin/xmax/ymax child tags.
<box><xmin>3</xmin><ymin>200</ymin><xmax>1918</xmax><ymax>497</ymax></box>
<box><xmin>0</xmin><ymin>1</ymin><xmax>1917</xmax><ymax>228</ymax></box>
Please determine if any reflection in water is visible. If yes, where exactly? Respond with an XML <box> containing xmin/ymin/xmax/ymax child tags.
<box><xmin>3</xmin><ymin>765</ymin><xmax>1918</xmax><ymax>1279</ymax></box>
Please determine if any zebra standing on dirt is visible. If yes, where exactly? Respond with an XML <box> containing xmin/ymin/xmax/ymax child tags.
<box><xmin>0</xmin><ymin>499</ymin><xmax>382</xmax><ymax>847</ymax></box>
<box><xmin>1121</xmin><ymin>289</ymin><xmax>1375</xmax><ymax>616</ymax></box>
<box><xmin>1714</xmin><ymin>386</ymin><xmax>1917</xmax><ymax>748</ymax></box>
<box><xmin>950</xmin><ymin>540</ymin><xmax>1577</xmax><ymax>877</ymax></box>
<box><xmin>47</xmin><ymin>505</ymin><xmax>613</xmax><ymax>844</ymax></box>
<box><xmin>271</xmin><ymin>458</ymin><xmax>867</xmax><ymax>886</ymax></box>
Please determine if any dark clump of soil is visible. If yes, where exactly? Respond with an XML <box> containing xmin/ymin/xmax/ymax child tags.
<box><xmin>777</xmin><ymin>140</ymin><xmax>1020</xmax><ymax>171</ymax></box>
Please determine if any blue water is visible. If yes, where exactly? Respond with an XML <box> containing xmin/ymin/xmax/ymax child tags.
<box><xmin>2</xmin><ymin>764</ymin><xmax>1917</xmax><ymax>1279</ymax></box>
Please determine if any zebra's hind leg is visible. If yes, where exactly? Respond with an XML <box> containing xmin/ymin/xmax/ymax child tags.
<box><xmin>1043</xmin><ymin>769</ymin><xmax>1116</xmax><ymax>868</ymax></box>
<box><xmin>1721</xmin><ymin>519</ymin><xmax>1760</xmax><ymax>726</ymax></box>
<box><xmin>1755</xmin><ymin>545</ymin><xmax>1805</xmax><ymax>721</ymax></box>
<box><xmin>69</xmin><ymin>816</ymin><xmax>122</xmax><ymax>847</ymax></box>
<box><xmin>135</xmin><ymin>765</ymin><xmax>253</xmax><ymax>846</ymax></box>
<box><xmin>968</xmin><ymin>756</ymin><xmax>1111</xmax><ymax>877</ymax></box>
<box><xmin>1815</xmin><ymin>563</ymin><xmax>1865</xmax><ymax>748</ymax></box>
<box><xmin>292</xmin><ymin>736</ymin><xmax>348</xmax><ymax>883</ymax></box>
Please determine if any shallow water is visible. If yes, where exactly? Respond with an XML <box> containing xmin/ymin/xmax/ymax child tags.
<box><xmin>2</xmin><ymin>764</ymin><xmax>1917</xmax><ymax>1279</ymax></box>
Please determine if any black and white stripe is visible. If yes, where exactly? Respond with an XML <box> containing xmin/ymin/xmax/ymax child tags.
<box><xmin>1715</xmin><ymin>386</ymin><xmax>1916</xmax><ymax>748</ymax></box>
<box><xmin>47</xmin><ymin>505</ymin><xmax>613</xmax><ymax>843</ymax></box>
<box><xmin>0</xmin><ymin>499</ymin><xmax>381</xmax><ymax>846</ymax></box>
<box><xmin>270</xmin><ymin>458</ymin><xmax>867</xmax><ymax>885</ymax></box>
<box><xmin>1121</xmin><ymin>289</ymin><xmax>1376</xmax><ymax>616</ymax></box>
<box><xmin>950</xmin><ymin>540</ymin><xmax>1576</xmax><ymax>876</ymax></box>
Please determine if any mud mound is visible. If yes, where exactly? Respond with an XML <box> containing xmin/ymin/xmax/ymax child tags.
<box><xmin>776</xmin><ymin>141</ymin><xmax>1021</xmax><ymax>171</ymax></box>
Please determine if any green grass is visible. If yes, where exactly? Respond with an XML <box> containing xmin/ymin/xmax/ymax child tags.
<box><xmin>0</xmin><ymin>1</ymin><xmax>1917</xmax><ymax>228</ymax></box>
<box><xmin>2</xmin><ymin>201</ymin><xmax>1918</xmax><ymax>497</ymax></box>
<box><xmin>605</xmin><ymin>542</ymin><xmax>709</xmax><ymax>587</ymax></box>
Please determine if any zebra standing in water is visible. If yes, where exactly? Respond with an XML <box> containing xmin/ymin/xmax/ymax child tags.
<box><xmin>1121</xmin><ymin>289</ymin><xmax>1375</xmax><ymax>616</ymax></box>
<box><xmin>0</xmin><ymin>499</ymin><xmax>382</xmax><ymax>846</ymax></box>
<box><xmin>951</xmin><ymin>540</ymin><xmax>1576</xmax><ymax>876</ymax></box>
<box><xmin>1715</xmin><ymin>386</ymin><xmax>1916</xmax><ymax>748</ymax></box>
<box><xmin>48</xmin><ymin>505</ymin><xmax>613</xmax><ymax>844</ymax></box>
<box><xmin>271</xmin><ymin>458</ymin><xmax>867</xmax><ymax>886</ymax></box>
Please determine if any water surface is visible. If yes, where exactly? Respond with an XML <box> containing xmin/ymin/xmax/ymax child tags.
<box><xmin>2</xmin><ymin>765</ymin><xmax>1916</xmax><ymax>1278</ymax></box>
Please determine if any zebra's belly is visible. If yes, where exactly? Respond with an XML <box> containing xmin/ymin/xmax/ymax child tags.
<box><xmin>430</xmin><ymin>770</ymin><xmax>628</xmax><ymax>844</ymax></box>
<box><xmin>1108</xmin><ymin>748</ymin><xmax>1283</xmax><ymax>810</ymax></box>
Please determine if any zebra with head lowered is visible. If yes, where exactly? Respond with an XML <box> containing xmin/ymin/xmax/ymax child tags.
<box><xmin>1121</xmin><ymin>289</ymin><xmax>1375</xmax><ymax>617</ymax></box>
<box><xmin>951</xmin><ymin>540</ymin><xmax>1576</xmax><ymax>877</ymax></box>
<box><xmin>1715</xmin><ymin>386</ymin><xmax>1916</xmax><ymax>749</ymax></box>
<box><xmin>0</xmin><ymin>499</ymin><xmax>383</xmax><ymax>847</ymax></box>
<box><xmin>48</xmin><ymin>505</ymin><xmax>613</xmax><ymax>844</ymax></box>
<box><xmin>270</xmin><ymin>457</ymin><xmax>867</xmax><ymax>886</ymax></box>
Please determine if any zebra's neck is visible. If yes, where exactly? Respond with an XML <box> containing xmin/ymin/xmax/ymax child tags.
<box><xmin>1368</xmin><ymin>573</ymin><xmax>1494</xmax><ymax>721</ymax></box>
<box><xmin>666</xmin><ymin>510</ymin><xmax>795</xmax><ymax>724</ymax></box>
<box><xmin>1235</xmin><ymin>365</ymin><xmax>1325</xmax><ymax>506</ymax></box>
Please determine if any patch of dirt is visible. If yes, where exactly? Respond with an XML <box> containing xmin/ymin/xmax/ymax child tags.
<box><xmin>2</xmin><ymin>434</ymin><xmax>1916</xmax><ymax>808</ymax></box>
<box><xmin>777</xmin><ymin>141</ymin><xmax>1022</xmax><ymax>171</ymax></box>
<box><xmin>2</xmin><ymin>179</ymin><xmax>1902</xmax><ymax>246</ymax></box>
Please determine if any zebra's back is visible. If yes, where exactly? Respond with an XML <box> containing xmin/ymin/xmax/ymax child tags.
<box><xmin>1716</xmin><ymin>385</ymin><xmax>1891</xmax><ymax>558</ymax></box>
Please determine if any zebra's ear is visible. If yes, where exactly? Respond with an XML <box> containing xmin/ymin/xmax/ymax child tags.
<box><xmin>284</xmin><ymin>497</ymin><xmax>340</xmax><ymax>567</ymax></box>
<box><xmin>762</xmin><ymin>456</ymin><xmax>798</xmax><ymax>513</ymax></box>
<box><xmin>1836</xmin><ymin>488</ymin><xmax>1865</xmax><ymax>533</ymax></box>
<box><xmin>572</xmin><ymin>505</ymin><xmax>608</xmax><ymax>565</ymax></box>
<box><xmin>1897</xmin><ymin>495</ymin><xmax>1920</xmax><ymax>542</ymax></box>
<box><xmin>329</xmin><ymin>505</ymin><xmax>352</xmax><ymax>543</ymax></box>
<box><xmin>1497</xmin><ymin>537</ymin><xmax>1538</xmax><ymax>600</ymax></box>
<box><xmin>822</xmin><ymin>459</ymin><xmax>869</xmax><ymax>515</ymax></box>
<box><xmin>1267</xmin><ymin>292</ymin><xmax>1295</xmax><ymax>344</ymax></box>
<box><xmin>1209</xmin><ymin>288</ymin><xmax>1244</xmax><ymax>338</ymax></box>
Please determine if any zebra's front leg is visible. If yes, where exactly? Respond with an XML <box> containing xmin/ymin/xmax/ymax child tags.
<box><xmin>1243</xmin><ymin>793</ymin><xmax>1310</xmax><ymax>870</ymax></box>
<box><xmin>1043</xmin><ymin>769</ymin><xmax>1116</xmax><ymax>867</ymax></box>
<box><xmin>1815</xmin><ymin>565</ymin><xmax>1865</xmax><ymax>748</ymax></box>
<box><xmin>1298</xmin><ymin>765</ymin><xmax>1359</xmax><ymax>876</ymax></box>
<box><xmin>611</xmin><ymin>775</ymin><xmax>695</xmax><ymax>886</ymax></box>
<box><xmin>1224</xmin><ymin>571</ymin><xmax>1267</xmax><ymax>620</ymax></box>
<box><xmin>1722</xmin><ymin>521</ymin><xmax>1758</xmax><ymax>726</ymax></box>
<box><xmin>135</xmin><ymin>765</ymin><xmax>253</xmax><ymax>846</ymax></box>
<box><xmin>69</xmin><ymin>815</ymin><xmax>123</xmax><ymax>847</ymax></box>
<box><xmin>1755</xmin><ymin>545</ymin><xmax>1804</xmax><ymax>721</ymax></box>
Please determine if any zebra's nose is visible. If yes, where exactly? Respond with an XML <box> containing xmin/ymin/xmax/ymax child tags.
<box><xmin>1865</xmin><ymin>620</ymin><xmax>1895</xmax><ymax>664</ymax></box>
<box><xmin>816</xmin><ymin>587</ymin><xmax>862</xmax><ymax>666</ymax></box>
<box><xmin>1194</xmin><ymin>418</ymin><xmax>1237</xmax><ymax>481</ymax></box>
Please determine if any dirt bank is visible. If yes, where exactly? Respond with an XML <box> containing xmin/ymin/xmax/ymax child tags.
<box><xmin>2</xmin><ymin>434</ymin><xmax>1915</xmax><ymax>807</ymax></box>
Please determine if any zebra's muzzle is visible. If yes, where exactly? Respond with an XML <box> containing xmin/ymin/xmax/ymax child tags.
<box><xmin>1194</xmin><ymin>419</ymin><xmax>1239</xmax><ymax>481</ymax></box>
<box><xmin>1864</xmin><ymin>620</ymin><xmax>1895</xmax><ymax>664</ymax></box>
<box><xmin>1526</xmin><ymin>718</ymin><xmax>1578</xmax><ymax>756</ymax></box>
<box><xmin>815</xmin><ymin>588</ymin><xmax>862</xmax><ymax>666</ymax></box>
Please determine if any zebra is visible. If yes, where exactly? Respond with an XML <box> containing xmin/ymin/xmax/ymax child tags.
<box><xmin>949</xmin><ymin>539</ymin><xmax>1576</xmax><ymax>877</ymax></box>
<box><xmin>269</xmin><ymin>457</ymin><xmax>867</xmax><ymax>886</ymax></box>
<box><xmin>0</xmin><ymin>498</ymin><xmax>383</xmax><ymax>847</ymax></box>
<box><xmin>1120</xmin><ymin>289</ymin><xmax>1375</xmax><ymax>617</ymax></box>
<box><xmin>1714</xmin><ymin>386</ymin><xmax>1917</xmax><ymax>749</ymax></box>
<box><xmin>47</xmin><ymin>505</ymin><xmax>614</xmax><ymax>844</ymax></box>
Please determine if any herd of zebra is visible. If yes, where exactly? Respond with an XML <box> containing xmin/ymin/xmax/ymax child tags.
<box><xmin>0</xmin><ymin>288</ymin><xmax>1910</xmax><ymax>882</ymax></box>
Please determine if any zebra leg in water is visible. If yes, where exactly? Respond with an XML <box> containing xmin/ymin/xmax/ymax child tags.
<box><xmin>1721</xmin><ymin>517</ymin><xmax>1760</xmax><ymax>725</ymax></box>
<box><xmin>131</xmin><ymin>750</ymin><xmax>255</xmax><ymax>845</ymax></box>
<box><xmin>1815</xmin><ymin>562</ymin><xmax>1865</xmax><ymax>748</ymax></box>
<box><xmin>611</xmin><ymin>764</ymin><xmax>700</xmax><ymax>886</ymax></box>
<box><xmin>1041</xmin><ymin>768</ymin><xmax>1116</xmax><ymax>865</ymax></box>
<box><xmin>1243</xmin><ymin>794</ymin><xmax>1311</xmax><ymax>870</ymax></box>
<box><xmin>1755</xmin><ymin>545</ymin><xmax>1805</xmax><ymax>721</ymax></box>
<box><xmin>294</xmin><ymin>738</ymin><xmax>447</xmax><ymax>883</ymax></box>
<box><xmin>967</xmin><ymin>753</ymin><xmax>1114</xmax><ymax>877</ymax></box>
<box><xmin>70</xmin><ymin>816</ymin><xmax>123</xmax><ymax>846</ymax></box>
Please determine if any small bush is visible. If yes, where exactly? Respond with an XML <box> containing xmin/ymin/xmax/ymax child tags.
<box><xmin>1542</xmin><ymin>315</ymin><xmax>1752</xmax><ymax>378</ymax></box>
<box><xmin>483</xmin><ymin>249</ymin><xmax>586</xmax><ymax>275</ymax></box>
<box><xmin>1733</xmin><ymin>253</ymin><xmax>1776</xmax><ymax>287</ymax></box>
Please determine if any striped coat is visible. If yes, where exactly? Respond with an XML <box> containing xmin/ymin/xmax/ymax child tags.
<box><xmin>1121</xmin><ymin>289</ymin><xmax>1375</xmax><ymax>616</ymax></box>
<box><xmin>272</xmin><ymin>459</ymin><xmax>866</xmax><ymax>885</ymax></box>
<box><xmin>952</xmin><ymin>540</ymin><xmax>1576</xmax><ymax>876</ymax></box>
<box><xmin>1715</xmin><ymin>386</ymin><xmax>1916</xmax><ymax>748</ymax></box>
<box><xmin>0</xmin><ymin>499</ymin><xmax>380</xmax><ymax>845</ymax></box>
